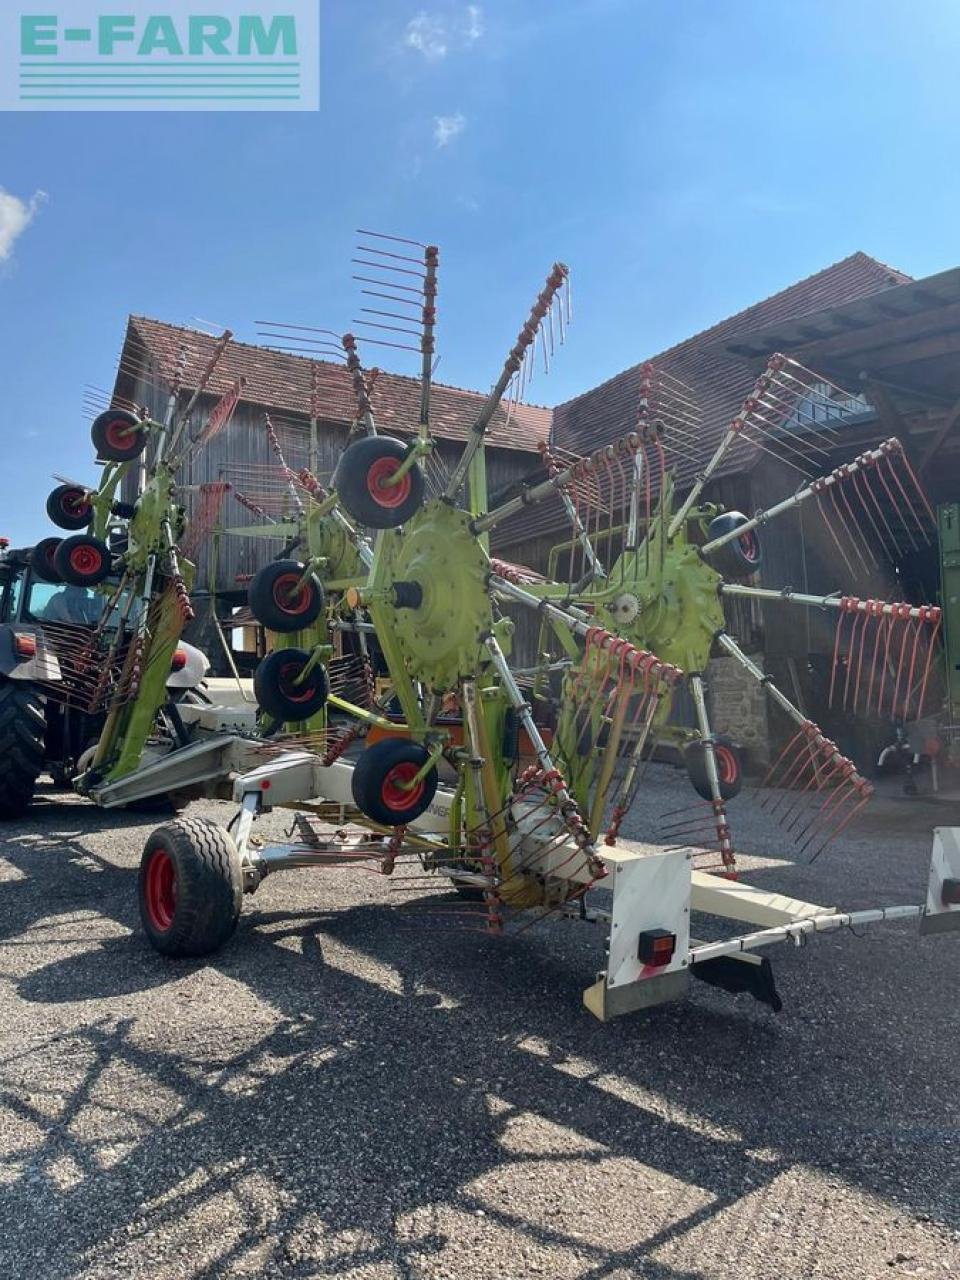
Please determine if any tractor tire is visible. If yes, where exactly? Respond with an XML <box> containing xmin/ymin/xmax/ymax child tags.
<box><xmin>138</xmin><ymin>818</ymin><xmax>243</xmax><ymax>957</ymax></box>
<box><xmin>351</xmin><ymin>739</ymin><xmax>438</xmax><ymax>827</ymax></box>
<box><xmin>53</xmin><ymin>535</ymin><xmax>112</xmax><ymax>587</ymax></box>
<box><xmin>254</xmin><ymin>648</ymin><xmax>330</xmax><ymax>723</ymax></box>
<box><xmin>92</xmin><ymin>409</ymin><xmax>147</xmax><ymax>463</ymax></box>
<box><xmin>248</xmin><ymin>560</ymin><xmax>324</xmax><ymax>633</ymax></box>
<box><xmin>46</xmin><ymin>485</ymin><xmax>93</xmax><ymax>531</ymax></box>
<box><xmin>0</xmin><ymin>681</ymin><xmax>46</xmax><ymax>819</ymax></box>
<box><xmin>684</xmin><ymin>734</ymin><xmax>743</xmax><ymax>802</ymax></box>
<box><xmin>334</xmin><ymin>436</ymin><xmax>425</xmax><ymax>529</ymax></box>
<box><xmin>31</xmin><ymin>538</ymin><xmax>63</xmax><ymax>584</ymax></box>
<box><xmin>703</xmin><ymin>512</ymin><xmax>762</xmax><ymax>579</ymax></box>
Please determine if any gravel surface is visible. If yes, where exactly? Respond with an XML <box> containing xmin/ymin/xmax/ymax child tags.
<box><xmin>0</xmin><ymin>770</ymin><xmax>957</xmax><ymax>1280</ymax></box>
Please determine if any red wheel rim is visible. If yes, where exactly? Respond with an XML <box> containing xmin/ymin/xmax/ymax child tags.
<box><xmin>69</xmin><ymin>543</ymin><xmax>102</xmax><ymax>576</ymax></box>
<box><xmin>738</xmin><ymin>530</ymin><xmax>759</xmax><ymax>563</ymax></box>
<box><xmin>715</xmin><ymin>746</ymin><xmax>738</xmax><ymax>785</ymax></box>
<box><xmin>366</xmin><ymin>456</ymin><xmax>412</xmax><ymax>509</ymax></box>
<box><xmin>145</xmin><ymin>848</ymin><xmax>176</xmax><ymax>932</ymax></box>
<box><xmin>381</xmin><ymin>761</ymin><xmax>424</xmax><ymax>813</ymax></box>
<box><xmin>272</xmin><ymin>572</ymin><xmax>314</xmax><ymax>617</ymax></box>
<box><xmin>278</xmin><ymin>660</ymin><xmax>315</xmax><ymax>704</ymax></box>
<box><xmin>61</xmin><ymin>490</ymin><xmax>91</xmax><ymax>520</ymax></box>
<box><xmin>104</xmin><ymin>419</ymin><xmax>138</xmax><ymax>451</ymax></box>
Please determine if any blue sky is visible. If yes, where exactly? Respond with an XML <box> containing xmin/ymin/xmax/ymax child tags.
<box><xmin>2</xmin><ymin>0</ymin><xmax>960</xmax><ymax>544</ymax></box>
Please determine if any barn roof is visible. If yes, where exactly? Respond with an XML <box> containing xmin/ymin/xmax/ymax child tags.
<box><xmin>551</xmin><ymin>252</ymin><xmax>911</xmax><ymax>480</ymax></box>
<box><xmin>494</xmin><ymin>252</ymin><xmax>912</xmax><ymax>550</ymax></box>
<box><xmin>121</xmin><ymin>316</ymin><xmax>552</xmax><ymax>455</ymax></box>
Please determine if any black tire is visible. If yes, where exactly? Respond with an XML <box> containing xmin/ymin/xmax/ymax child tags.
<box><xmin>352</xmin><ymin>739</ymin><xmax>438</xmax><ymax>826</ymax></box>
<box><xmin>31</xmin><ymin>538</ymin><xmax>63</xmax><ymax>584</ymax></box>
<box><xmin>248</xmin><ymin>560</ymin><xmax>324</xmax><ymax>633</ymax></box>
<box><xmin>703</xmin><ymin>512</ymin><xmax>762</xmax><ymax>579</ymax></box>
<box><xmin>684</xmin><ymin>734</ymin><xmax>743</xmax><ymax>802</ymax></box>
<box><xmin>334</xmin><ymin>436</ymin><xmax>425</xmax><ymax>529</ymax></box>
<box><xmin>92</xmin><ymin>409</ymin><xmax>147</xmax><ymax>463</ymax></box>
<box><xmin>254</xmin><ymin>648</ymin><xmax>330</xmax><ymax>722</ymax></box>
<box><xmin>139</xmin><ymin>817</ymin><xmax>242</xmax><ymax>957</ymax></box>
<box><xmin>53</xmin><ymin>535</ymin><xmax>112</xmax><ymax>586</ymax></box>
<box><xmin>46</xmin><ymin>485</ymin><xmax>93</xmax><ymax>531</ymax></box>
<box><xmin>0</xmin><ymin>681</ymin><xmax>46</xmax><ymax>818</ymax></box>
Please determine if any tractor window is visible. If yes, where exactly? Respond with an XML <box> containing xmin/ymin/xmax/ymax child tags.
<box><xmin>25</xmin><ymin>582</ymin><xmax>104</xmax><ymax>625</ymax></box>
<box><xmin>2</xmin><ymin>573</ymin><xmax>23</xmax><ymax>622</ymax></box>
<box><xmin>23</xmin><ymin>581</ymin><xmax>59</xmax><ymax>619</ymax></box>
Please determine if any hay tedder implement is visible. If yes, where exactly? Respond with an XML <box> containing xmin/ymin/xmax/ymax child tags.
<box><xmin>16</xmin><ymin>236</ymin><xmax>960</xmax><ymax>1019</ymax></box>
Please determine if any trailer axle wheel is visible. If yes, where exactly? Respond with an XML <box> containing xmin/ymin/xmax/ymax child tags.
<box><xmin>139</xmin><ymin>818</ymin><xmax>243</xmax><ymax>957</ymax></box>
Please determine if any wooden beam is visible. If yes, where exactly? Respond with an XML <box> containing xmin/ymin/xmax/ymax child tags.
<box><xmin>793</xmin><ymin>299</ymin><xmax>960</xmax><ymax>367</ymax></box>
<box><xmin>918</xmin><ymin>393</ymin><xmax>960</xmax><ymax>474</ymax></box>
<box><xmin>861</xmin><ymin>378</ymin><xmax>911</xmax><ymax>444</ymax></box>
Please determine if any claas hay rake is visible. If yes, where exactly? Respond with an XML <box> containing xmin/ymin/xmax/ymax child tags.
<box><xmin>124</xmin><ymin>237</ymin><xmax>957</xmax><ymax>1019</ymax></box>
<box><xmin>29</xmin><ymin>330</ymin><xmax>242</xmax><ymax>798</ymax></box>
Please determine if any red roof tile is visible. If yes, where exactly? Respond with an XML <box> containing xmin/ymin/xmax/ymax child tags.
<box><xmin>123</xmin><ymin>316</ymin><xmax>551</xmax><ymax>454</ymax></box>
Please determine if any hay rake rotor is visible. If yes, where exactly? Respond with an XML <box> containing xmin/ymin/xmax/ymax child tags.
<box><xmin>507</xmin><ymin>353</ymin><xmax>942</xmax><ymax>869</ymax></box>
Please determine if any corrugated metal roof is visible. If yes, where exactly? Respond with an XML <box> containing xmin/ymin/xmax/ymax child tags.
<box><xmin>123</xmin><ymin>316</ymin><xmax>551</xmax><ymax>455</ymax></box>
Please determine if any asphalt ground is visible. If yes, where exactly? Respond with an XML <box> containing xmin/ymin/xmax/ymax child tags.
<box><xmin>0</xmin><ymin>768</ymin><xmax>957</xmax><ymax>1280</ymax></box>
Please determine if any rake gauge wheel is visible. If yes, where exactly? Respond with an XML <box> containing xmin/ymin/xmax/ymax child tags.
<box><xmin>53</xmin><ymin>534</ymin><xmax>112</xmax><ymax>587</ymax></box>
<box><xmin>254</xmin><ymin>648</ymin><xmax>330</xmax><ymax>723</ymax></box>
<box><xmin>46</xmin><ymin>485</ymin><xmax>93</xmax><ymax>531</ymax></box>
<box><xmin>31</xmin><ymin>537</ymin><xmax>63</xmax><ymax>584</ymax></box>
<box><xmin>684</xmin><ymin>734</ymin><xmax>743</xmax><ymax>802</ymax></box>
<box><xmin>334</xmin><ymin>436</ymin><xmax>425</xmax><ymax>529</ymax></box>
<box><xmin>351</xmin><ymin>739</ymin><xmax>438</xmax><ymax>827</ymax></box>
<box><xmin>91</xmin><ymin>409</ymin><xmax>148</xmax><ymax>463</ymax></box>
<box><xmin>703</xmin><ymin>512</ymin><xmax>762</xmax><ymax>580</ymax></box>
<box><xmin>248</xmin><ymin>559</ymin><xmax>325</xmax><ymax>634</ymax></box>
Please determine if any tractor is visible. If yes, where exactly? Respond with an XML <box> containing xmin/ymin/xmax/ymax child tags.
<box><xmin>0</xmin><ymin>539</ymin><xmax>209</xmax><ymax>817</ymax></box>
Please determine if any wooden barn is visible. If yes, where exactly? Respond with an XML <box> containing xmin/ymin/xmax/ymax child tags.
<box><xmin>111</xmin><ymin>314</ymin><xmax>551</xmax><ymax>655</ymax></box>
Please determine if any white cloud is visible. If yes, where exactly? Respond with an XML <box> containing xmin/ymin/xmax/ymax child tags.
<box><xmin>405</xmin><ymin>11</ymin><xmax>448</xmax><ymax>59</ymax></box>
<box><xmin>404</xmin><ymin>6</ymin><xmax>483</xmax><ymax>59</ymax></box>
<box><xmin>433</xmin><ymin>112</ymin><xmax>466</xmax><ymax>148</ymax></box>
<box><xmin>0</xmin><ymin>187</ymin><xmax>46</xmax><ymax>262</ymax></box>
<box><xmin>465</xmin><ymin>5</ymin><xmax>483</xmax><ymax>41</ymax></box>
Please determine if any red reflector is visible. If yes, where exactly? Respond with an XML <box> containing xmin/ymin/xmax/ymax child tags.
<box><xmin>942</xmin><ymin>878</ymin><xmax>960</xmax><ymax>907</ymax></box>
<box><xmin>637</xmin><ymin>928</ymin><xmax>676</xmax><ymax>967</ymax></box>
<box><xmin>170</xmin><ymin>648</ymin><xmax>187</xmax><ymax>671</ymax></box>
<box><xmin>14</xmin><ymin>633</ymin><xmax>37</xmax><ymax>658</ymax></box>
<box><xmin>260</xmin><ymin>779</ymin><xmax>271</xmax><ymax>790</ymax></box>
<box><xmin>0</xmin><ymin>537</ymin><xmax>9</xmax><ymax>548</ymax></box>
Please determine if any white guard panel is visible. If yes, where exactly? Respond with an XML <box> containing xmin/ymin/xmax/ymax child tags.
<box><xmin>604</xmin><ymin>847</ymin><xmax>692</xmax><ymax>990</ymax></box>
<box><xmin>921</xmin><ymin>827</ymin><xmax>960</xmax><ymax>934</ymax></box>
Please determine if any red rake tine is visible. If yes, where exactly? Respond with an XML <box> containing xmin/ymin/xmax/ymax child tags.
<box><xmin>818</xmin><ymin>494</ymin><xmax>859</xmax><ymax>580</ymax></box>
<box><xmin>878</xmin><ymin>456</ymin><xmax>921</xmax><ymax>553</ymax></box>
<box><xmin>861</xmin><ymin>466</ymin><xmax>905</xmax><ymax>560</ymax></box>
<box><xmin>865</xmin><ymin>611</ymin><xmax>888</xmax><ymax>715</ymax></box>
<box><xmin>916</xmin><ymin>616</ymin><xmax>942</xmax><ymax>717</ymax></box>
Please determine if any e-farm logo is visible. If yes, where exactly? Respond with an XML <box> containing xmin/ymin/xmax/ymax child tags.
<box><xmin>1</xmin><ymin>2</ymin><xmax>318</xmax><ymax>110</ymax></box>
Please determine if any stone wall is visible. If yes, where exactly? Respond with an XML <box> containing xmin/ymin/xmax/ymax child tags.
<box><xmin>706</xmin><ymin>653</ymin><xmax>770</xmax><ymax>769</ymax></box>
